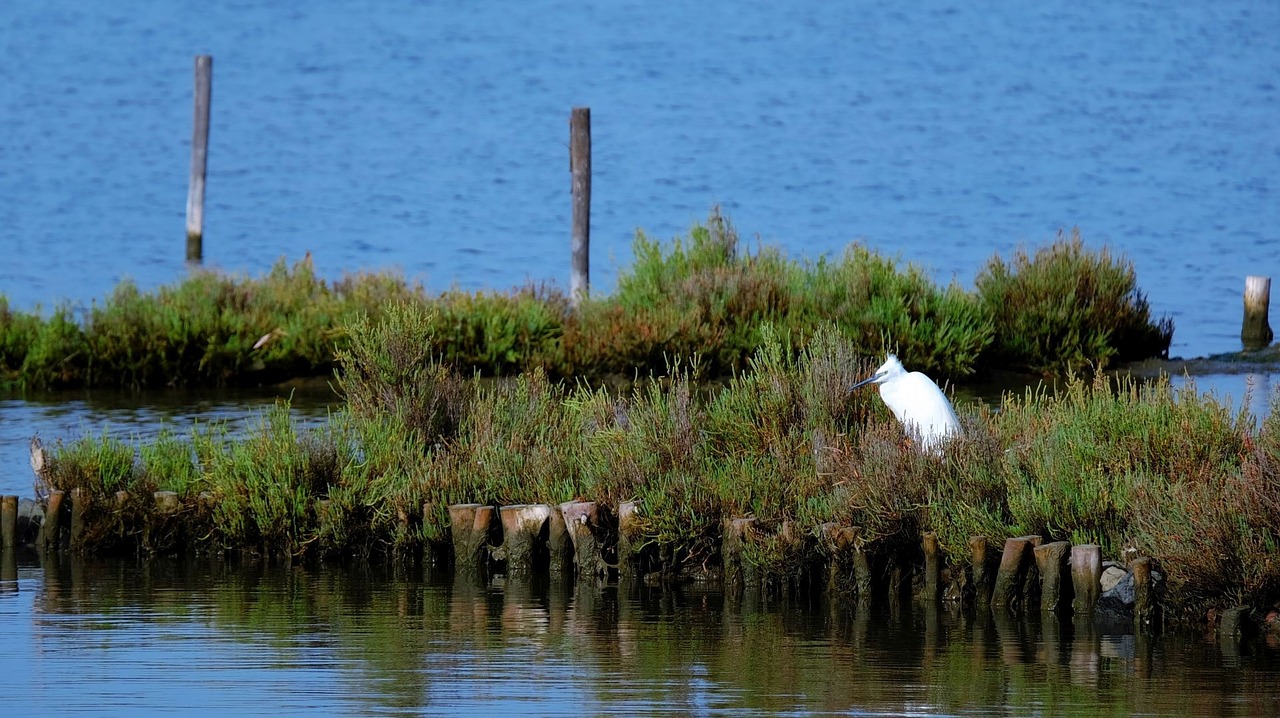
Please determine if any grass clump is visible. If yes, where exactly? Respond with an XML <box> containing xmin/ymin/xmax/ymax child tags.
<box><xmin>975</xmin><ymin>228</ymin><xmax>1173</xmax><ymax>374</ymax></box>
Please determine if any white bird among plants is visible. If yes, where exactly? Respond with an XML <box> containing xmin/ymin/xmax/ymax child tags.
<box><xmin>851</xmin><ymin>354</ymin><xmax>962</xmax><ymax>454</ymax></box>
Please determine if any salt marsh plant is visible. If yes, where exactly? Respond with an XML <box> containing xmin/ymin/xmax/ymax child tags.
<box><xmin>975</xmin><ymin>228</ymin><xmax>1174</xmax><ymax>374</ymax></box>
<box><xmin>0</xmin><ymin>212</ymin><xmax>1175</xmax><ymax>391</ymax></box>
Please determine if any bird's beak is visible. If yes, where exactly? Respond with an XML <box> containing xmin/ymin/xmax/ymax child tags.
<box><xmin>850</xmin><ymin>372</ymin><xmax>880</xmax><ymax>391</ymax></box>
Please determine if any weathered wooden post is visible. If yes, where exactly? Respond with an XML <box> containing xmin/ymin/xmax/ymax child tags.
<box><xmin>498</xmin><ymin>504</ymin><xmax>551</xmax><ymax>575</ymax></box>
<box><xmin>852</xmin><ymin>546</ymin><xmax>873</xmax><ymax>609</ymax></box>
<box><xmin>560</xmin><ymin>501</ymin><xmax>608</xmax><ymax>582</ymax></box>
<box><xmin>154</xmin><ymin>491</ymin><xmax>180</xmax><ymax>514</ymax></box>
<box><xmin>1132</xmin><ymin>556</ymin><xmax>1159</xmax><ymax>633</ymax></box>
<box><xmin>1034</xmin><ymin>541</ymin><xmax>1072</xmax><ymax>615</ymax></box>
<box><xmin>41</xmin><ymin>490</ymin><xmax>67</xmax><ymax>553</ymax></box>
<box><xmin>70</xmin><ymin>488</ymin><xmax>89</xmax><ymax>549</ymax></box>
<box><xmin>1242</xmin><ymin>276</ymin><xmax>1273</xmax><ymax>348</ymax></box>
<box><xmin>922</xmin><ymin>531</ymin><xmax>942</xmax><ymax>603</ymax></box>
<box><xmin>569</xmin><ymin>106</ymin><xmax>591</xmax><ymax>305</ymax></box>
<box><xmin>617</xmin><ymin>501</ymin><xmax>643</xmax><ymax>579</ymax></box>
<box><xmin>991</xmin><ymin>536</ymin><xmax>1036</xmax><ymax>610</ymax></box>
<box><xmin>546</xmin><ymin>502</ymin><xmax>575</xmax><ymax>577</ymax></box>
<box><xmin>1071</xmin><ymin>543</ymin><xmax>1102</xmax><ymax>616</ymax></box>
<box><xmin>1</xmin><ymin>496</ymin><xmax>17</xmax><ymax>550</ymax></box>
<box><xmin>722</xmin><ymin>517</ymin><xmax>758</xmax><ymax>595</ymax></box>
<box><xmin>969</xmin><ymin>535</ymin><xmax>993</xmax><ymax>605</ymax></box>
<box><xmin>1217</xmin><ymin>606</ymin><xmax>1251</xmax><ymax>641</ymax></box>
<box><xmin>449</xmin><ymin>504</ymin><xmax>496</xmax><ymax>575</ymax></box>
<box><xmin>186</xmin><ymin>54</ymin><xmax>213</xmax><ymax>263</ymax></box>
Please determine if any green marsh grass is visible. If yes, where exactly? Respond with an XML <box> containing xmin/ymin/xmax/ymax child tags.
<box><xmin>1</xmin><ymin>212</ymin><xmax>1172</xmax><ymax>390</ymax></box>
<box><xmin>42</xmin><ymin>327</ymin><xmax>1280</xmax><ymax>615</ymax></box>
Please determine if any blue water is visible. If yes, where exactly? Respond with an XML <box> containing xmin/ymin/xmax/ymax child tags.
<box><xmin>2</xmin><ymin>0</ymin><xmax>1277</xmax><ymax>359</ymax></box>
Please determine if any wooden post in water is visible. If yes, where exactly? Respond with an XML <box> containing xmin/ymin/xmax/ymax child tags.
<box><xmin>70</xmin><ymin>488</ymin><xmax>89</xmax><ymax>549</ymax></box>
<box><xmin>1034</xmin><ymin>541</ymin><xmax>1072</xmax><ymax>615</ymax></box>
<box><xmin>1132</xmin><ymin>556</ymin><xmax>1159</xmax><ymax>633</ymax></box>
<box><xmin>154</xmin><ymin>491</ymin><xmax>180</xmax><ymax>514</ymax></box>
<box><xmin>498</xmin><ymin>504</ymin><xmax>551</xmax><ymax>575</ymax></box>
<box><xmin>617</xmin><ymin>501</ymin><xmax>642</xmax><ymax>579</ymax></box>
<box><xmin>852</xmin><ymin>547</ymin><xmax>873</xmax><ymax>609</ymax></box>
<box><xmin>41</xmin><ymin>490</ymin><xmax>67</xmax><ymax>553</ymax></box>
<box><xmin>569</xmin><ymin>106</ymin><xmax>591</xmax><ymax>305</ymax></box>
<box><xmin>921</xmin><ymin>531</ymin><xmax>942</xmax><ymax>603</ymax></box>
<box><xmin>1</xmin><ymin>496</ymin><xmax>16</xmax><ymax>550</ymax></box>
<box><xmin>722</xmin><ymin>517</ymin><xmax>759</xmax><ymax>595</ymax></box>
<box><xmin>991</xmin><ymin>536</ymin><xmax>1035</xmax><ymax>610</ymax></box>
<box><xmin>560</xmin><ymin>501</ymin><xmax>607</xmax><ymax>582</ymax></box>
<box><xmin>969</xmin><ymin>535</ymin><xmax>993</xmax><ymax>605</ymax></box>
<box><xmin>449</xmin><ymin>504</ymin><xmax>496</xmax><ymax>575</ymax></box>
<box><xmin>546</xmin><ymin>503</ymin><xmax>575</xmax><ymax>577</ymax></box>
<box><xmin>1242</xmin><ymin>276</ymin><xmax>1273</xmax><ymax>348</ymax></box>
<box><xmin>186</xmin><ymin>55</ymin><xmax>213</xmax><ymax>263</ymax></box>
<box><xmin>1070</xmin><ymin>543</ymin><xmax>1102</xmax><ymax>616</ymax></box>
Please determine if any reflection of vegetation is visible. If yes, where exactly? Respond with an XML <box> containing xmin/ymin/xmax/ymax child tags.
<box><xmin>32</xmin><ymin>560</ymin><xmax>1280</xmax><ymax>716</ymax></box>
<box><xmin>42</xmin><ymin>313</ymin><xmax>1280</xmax><ymax>619</ymax></box>
<box><xmin>1</xmin><ymin>210</ymin><xmax>1170</xmax><ymax>390</ymax></box>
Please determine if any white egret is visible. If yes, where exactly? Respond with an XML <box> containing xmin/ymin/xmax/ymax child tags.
<box><xmin>851</xmin><ymin>354</ymin><xmax>961</xmax><ymax>453</ymax></box>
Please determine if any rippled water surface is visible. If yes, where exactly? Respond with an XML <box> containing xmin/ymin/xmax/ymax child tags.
<box><xmin>2</xmin><ymin>557</ymin><xmax>1277</xmax><ymax>717</ymax></box>
<box><xmin>2</xmin><ymin>0</ymin><xmax>1278</xmax><ymax>358</ymax></box>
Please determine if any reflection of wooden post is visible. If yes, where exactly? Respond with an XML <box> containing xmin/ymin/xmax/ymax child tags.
<box><xmin>569</xmin><ymin>107</ymin><xmax>591</xmax><ymax>305</ymax></box>
<box><xmin>187</xmin><ymin>55</ymin><xmax>213</xmax><ymax>263</ymax></box>
<box><xmin>1242</xmin><ymin>276</ymin><xmax>1273</xmax><ymax>348</ymax></box>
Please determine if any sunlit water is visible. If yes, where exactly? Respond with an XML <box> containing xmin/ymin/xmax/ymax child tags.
<box><xmin>1</xmin><ymin>557</ymin><xmax>1276</xmax><ymax>717</ymax></box>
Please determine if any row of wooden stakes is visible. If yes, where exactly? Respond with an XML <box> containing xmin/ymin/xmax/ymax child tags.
<box><xmin>2</xmin><ymin>491</ymin><xmax>1179</xmax><ymax>634</ymax></box>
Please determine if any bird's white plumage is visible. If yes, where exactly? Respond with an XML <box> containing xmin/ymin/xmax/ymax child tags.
<box><xmin>852</xmin><ymin>354</ymin><xmax>961</xmax><ymax>453</ymax></box>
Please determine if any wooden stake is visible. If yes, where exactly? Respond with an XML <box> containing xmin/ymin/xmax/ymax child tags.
<box><xmin>70</xmin><ymin>488</ymin><xmax>89</xmax><ymax>549</ymax></box>
<box><xmin>617</xmin><ymin>500</ymin><xmax>642</xmax><ymax>579</ymax></box>
<box><xmin>721</xmin><ymin>517</ymin><xmax>758</xmax><ymax>594</ymax></box>
<box><xmin>922</xmin><ymin>531</ymin><xmax>942</xmax><ymax>603</ymax></box>
<box><xmin>560</xmin><ymin>501</ymin><xmax>607</xmax><ymax>582</ymax></box>
<box><xmin>186</xmin><ymin>55</ymin><xmax>212</xmax><ymax>263</ymax></box>
<box><xmin>1070</xmin><ymin>543</ymin><xmax>1102</xmax><ymax>616</ymax></box>
<box><xmin>969</xmin><ymin>535</ymin><xmax>993</xmax><ymax>605</ymax></box>
<box><xmin>498</xmin><ymin>504</ymin><xmax>551</xmax><ymax>575</ymax></box>
<box><xmin>547</xmin><ymin>503</ymin><xmax>575</xmax><ymax>577</ymax></box>
<box><xmin>1034</xmin><ymin>540</ymin><xmax>1072</xmax><ymax>615</ymax></box>
<box><xmin>0</xmin><ymin>496</ymin><xmax>16</xmax><ymax>550</ymax></box>
<box><xmin>991</xmin><ymin>536</ymin><xmax>1036</xmax><ymax>610</ymax></box>
<box><xmin>1242</xmin><ymin>276</ymin><xmax>1273</xmax><ymax>347</ymax></box>
<box><xmin>569</xmin><ymin>106</ymin><xmax>591</xmax><ymax>305</ymax></box>
<box><xmin>41</xmin><ymin>490</ymin><xmax>66</xmax><ymax>553</ymax></box>
<box><xmin>448</xmin><ymin>504</ymin><xmax>496</xmax><ymax>575</ymax></box>
<box><xmin>1132</xmin><ymin>556</ymin><xmax>1159</xmax><ymax>633</ymax></box>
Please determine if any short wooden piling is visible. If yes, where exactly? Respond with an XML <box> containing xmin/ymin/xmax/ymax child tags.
<box><xmin>546</xmin><ymin>504</ymin><xmax>575</xmax><ymax>576</ymax></box>
<box><xmin>969</xmin><ymin>536</ymin><xmax>993</xmax><ymax>605</ymax></box>
<box><xmin>1</xmin><ymin>496</ymin><xmax>17</xmax><ymax>550</ymax></box>
<box><xmin>498</xmin><ymin>504</ymin><xmax>551</xmax><ymax>575</ymax></box>
<box><xmin>1071</xmin><ymin>543</ymin><xmax>1102</xmax><ymax>616</ymax></box>
<box><xmin>1218</xmin><ymin>606</ymin><xmax>1251</xmax><ymax>641</ymax></box>
<box><xmin>617</xmin><ymin>501</ymin><xmax>642</xmax><ymax>578</ymax></box>
<box><xmin>70</xmin><ymin>488</ymin><xmax>89</xmax><ymax>548</ymax></box>
<box><xmin>154</xmin><ymin>491</ymin><xmax>180</xmax><ymax>514</ymax></box>
<box><xmin>1241</xmin><ymin>276</ymin><xmax>1273</xmax><ymax>347</ymax></box>
<box><xmin>991</xmin><ymin>536</ymin><xmax>1035</xmax><ymax>610</ymax></box>
<box><xmin>41</xmin><ymin>490</ymin><xmax>66</xmax><ymax>553</ymax></box>
<box><xmin>569</xmin><ymin>106</ymin><xmax>591</xmax><ymax>305</ymax></box>
<box><xmin>449</xmin><ymin>503</ymin><xmax>496</xmax><ymax>574</ymax></box>
<box><xmin>922</xmin><ymin>531</ymin><xmax>942</xmax><ymax>603</ymax></box>
<box><xmin>1034</xmin><ymin>541</ymin><xmax>1072</xmax><ymax>614</ymax></box>
<box><xmin>560</xmin><ymin>501</ymin><xmax>606</xmax><ymax>581</ymax></box>
<box><xmin>186</xmin><ymin>54</ymin><xmax>213</xmax><ymax>263</ymax></box>
<box><xmin>722</xmin><ymin>517</ymin><xmax>758</xmax><ymax>593</ymax></box>
<box><xmin>1132</xmin><ymin>556</ymin><xmax>1159</xmax><ymax>633</ymax></box>
<box><xmin>852</xmin><ymin>547</ymin><xmax>873</xmax><ymax>608</ymax></box>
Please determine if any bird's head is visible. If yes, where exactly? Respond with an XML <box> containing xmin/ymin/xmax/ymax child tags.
<box><xmin>851</xmin><ymin>354</ymin><xmax>906</xmax><ymax>390</ymax></box>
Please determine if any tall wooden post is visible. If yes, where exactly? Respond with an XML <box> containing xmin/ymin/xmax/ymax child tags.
<box><xmin>186</xmin><ymin>55</ymin><xmax>213</xmax><ymax>263</ymax></box>
<box><xmin>569</xmin><ymin>107</ymin><xmax>591</xmax><ymax>305</ymax></box>
<box><xmin>1242</xmin><ymin>276</ymin><xmax>1273</xmax><ymax>348</ymax></box>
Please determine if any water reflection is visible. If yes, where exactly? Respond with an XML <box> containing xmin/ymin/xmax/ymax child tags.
<box><xmin>2</xmin><ymin>555</ymin><xmax>1275</xmax><ymax>716</ymax></box>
